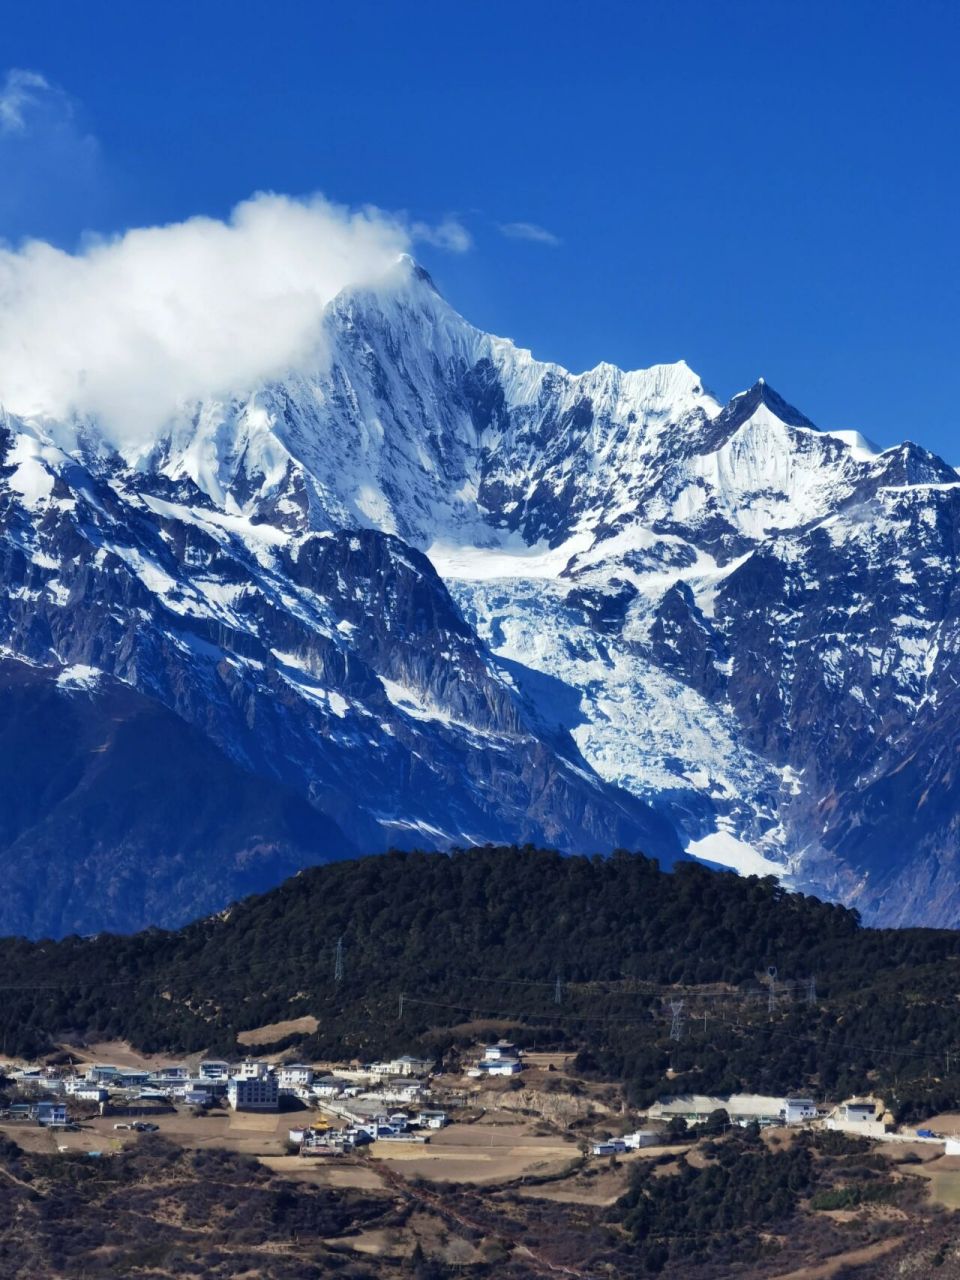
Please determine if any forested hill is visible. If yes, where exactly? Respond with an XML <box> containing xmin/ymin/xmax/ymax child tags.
<box><xmin>5</xmin><ymin>847</ymin><xmax>960</xmax><ymax>1117</ymax></box>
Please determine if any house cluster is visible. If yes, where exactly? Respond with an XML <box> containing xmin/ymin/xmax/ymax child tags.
<box><xmin>288</xmin><ymin>1103</ymin><xmax>448</xmax><ymax>1156</ymax></box>
<box><xmin>2</xmin><ymin>1049</ymin><xmax>442</xmax><ymax>1118</ymax></box>
<box><xmin>592</xmin><ymin>1130</ymin><xmax>659</xmax><ymax>1156</ymax></box>
<box><xmin>4</xmin><ymin>1100</ymin><xmax>69</xmax><ymax>1127</ymax></box>
<box><xmin>647</xmin><ymin>1092</ymin><xmax>889</xmax><ymax>1133</ymax></box>
<box><xmin>465</xmin><ymin>1040</ymin><xmax>524</xmax><ymax>1077</ymax></box>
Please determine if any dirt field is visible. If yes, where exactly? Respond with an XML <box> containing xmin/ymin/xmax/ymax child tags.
<box><xmin>918</xmin><ymin>1111</ymin><xmax>960</xmax><ymax>1136</ymax></box>
<box><xmin>1</xmin><ymin>1104</ymin><xmax>303</xmax><ymax>1159</ymax></box>
<box><xmin>516</xmin><ymin>1165</ymin><xmax>629</xmax><ymax>1205</ymax></box>
<box><xmin>260</xmin><ymin>1154</ymin><xmax>387</xmax><ymax>1190</ymax></box>
<box><xmin>236</xmin><ymin>1016</ymin><xmax>319</xmax><ymax>1046</ymax></box>
<box><xmin>57</xmin><ymin>1040</ymin><xmax>204</xmax><ymax>1071</ymax></box>
<box><xmin>521</xmin><ymin>1051</ymin><xmax>573</xmax><ymax>1072</ymax></box>
<box><xmin>766</xmin><ymin>1236</ymin><xmax>904</xmax><ymax>1280</ymax></box>
<box><xmin>367</xmin><ymin>1117</ymin><xmax>577</xmax><ymax>1184</ymax></box>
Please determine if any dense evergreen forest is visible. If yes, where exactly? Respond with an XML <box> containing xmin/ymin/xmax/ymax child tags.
<box><xmin>4</xmin><ymin>846</ymin><xmax>960</xmax><ymax>1118</ymax></box>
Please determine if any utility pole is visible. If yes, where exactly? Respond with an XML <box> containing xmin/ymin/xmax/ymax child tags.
<box><xmin>334</xmin><ymin>935</ymin><xmax>344</xmax><ymax>983</ymax></box>
<box><xmin>807</xmin><ymin>976</ymin><xmax>817</xmax><ymax>1006</ymax></box>
<box><xmin>398</xmin><ymin>991</ymin><xmax>404</xmax><ymax>1020</ymax></box>
<box><xmin>554</xmin><ymin>974</ymin><xmax>563</xmax><ymax>1006</ymax></box>
<box><xmin>767</xmin><ymin>966</ymin><xmax>778</xmax><ymax>1017</ymax></box>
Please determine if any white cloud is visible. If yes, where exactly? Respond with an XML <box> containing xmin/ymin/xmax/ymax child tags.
<box><xmin>498</xmin><ymin>221</ymin><xmax>562</xmax><ymax>247</ymax></box>
<box><xmin>0</xmin><ymin>69</ymin><xmax>52</xmax><ymax>132</ymax></box>
<box><xmin>0</xmin><ymin>193</ymin><xmax>419</xmax><ymax>441</ymax></box>
<box><xmin>411</xmin><ymin>216</ymin><xmax>472</xmax><ymax>252</ymax></box>
<box><xmin>0</xmin><ymin>68</ymin><xmax>103</xmax><ymax>243</ymax></box>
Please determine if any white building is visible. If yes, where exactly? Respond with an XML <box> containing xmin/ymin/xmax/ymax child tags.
<box><xmin>483</xmin><ymin>1041</ymin><xmax>519</xmax><ymax>1061</ymax></box>
<box><xmin>417</xmin><ymin>1109</ymin><xmax>448</xmax><ymax>1129</ymax></box>
<box><xmin>199</xmin><ymin>1060</ymin><xmax>232</xmax><ymax>1081</ymax></box>
<box><xmin>647</xmin><ymin>1094</ymin><xmax>786</xmax><ymax>1126</ymax></box>
<box><xmin>377</xmin><ymin>1080</ymin><xmax>427</xmax><ymax>1104</ymax></box>
<box><xmin>593</xmin><ymin>1140</ymin><xmax>628</xmax><ymax>1155</ymax></box>
<box><xmin>825</xmin><ymin>1100</ymin><xmax>886</xmax><ymax>1138</ymax></box>
<box><xmin>623</xmin><ymin>1130</ymin><xmax>659</xmax><ymax>1149</ymax></box>
<box><xmin>227</xmin><ymin>1075</ymin><xmax>279</xmax><ymax>1112</ymax></box>
<box><xmin>233</xmin><ymin>1060</ymin><xmax>269</xmax><ymax>1081</ymax></box>
<box><xmin>841</xmin><ymin>1101</ymin><xmax>876</xmax><ymax>1123</ymax></box>
<box><xmin>277</xmin><ymin>1065</ymin><xmax>314</xmax><ymax>1090</ymax></box>
<box><xmin>784</xmin><ymin>1097</ymin><xmax>818</xmax><ymax>1125</ymax></box>
<box><xmin>370</xmin><ymin>1055</ymin><xmax>433</xmax><ymax>1079</ymax></box>
<box><xmin>74</xmin><ymin>1086</ymin><xmax>109</xmax><ymax>1103</ymax></box>
<box><xmin>477</xmin><ymin>1058</ymin><xmax>522</xmax><ymax>1076</ymax></box>
<box><xmin>312</xmin><ymin>1076</ymin><xmax>350</xmax><ymax>1098</ymax></box>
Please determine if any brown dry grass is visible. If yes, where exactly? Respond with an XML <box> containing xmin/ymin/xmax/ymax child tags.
<box><xmin>767</xmin><ymin>1236</ymin><xmax>904</xmax><ymax>1280</ymax></box>
<box><xmin>902</xmin><ymin>1157</ymin><xmax>960</xmax><ymax>1208</ymax></box>
<box><xmin>259</xmin><ymin>1155</ymin><xmax>387</xmax><ymax>1190</ymax></box>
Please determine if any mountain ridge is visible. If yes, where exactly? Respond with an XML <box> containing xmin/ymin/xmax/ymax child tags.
<box><xmin>2</xmin><ymin>258</ymin><xmax>959</xmax><ymax>933</ymax></box>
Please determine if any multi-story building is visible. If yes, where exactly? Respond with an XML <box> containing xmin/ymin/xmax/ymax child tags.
<box><xmin>227</xmin><ymin>1074</ymin><xmax>279</xmax><ymax>1112</ymax></box>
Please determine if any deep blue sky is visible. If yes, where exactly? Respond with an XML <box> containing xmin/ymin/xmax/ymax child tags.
<box><xmin>2</xmin><ymin>0</ymin><xmax>958</xmax><ymax>456</ymax></box>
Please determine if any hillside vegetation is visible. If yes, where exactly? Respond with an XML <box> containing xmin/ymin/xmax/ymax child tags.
<box><xmin>4</xmin><ymin>847</ymin><xmax>960</xmax><ymax>1117</ymax></box>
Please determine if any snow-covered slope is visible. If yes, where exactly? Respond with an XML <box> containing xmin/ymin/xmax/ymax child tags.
<box><xmin>3</xmin><ymin>256</ymin><xmax>960</xmax><ymax>933</ymax></box>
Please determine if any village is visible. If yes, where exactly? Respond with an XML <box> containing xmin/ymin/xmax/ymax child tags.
<box><xmin>6</xmin><ymin>1035</ymin><xmax>960</xmax><ymax>1175</ymax></box>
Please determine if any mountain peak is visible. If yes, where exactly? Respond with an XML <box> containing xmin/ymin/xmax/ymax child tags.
<box><xmin>722</xmin><ymin>378</ymin><xmax>816</xmax><ymax>432</ymax></box>
<box><xmin>395</xmin><ymin>252</ymin><xmax>441</xmax><ymax>295</ymax></box>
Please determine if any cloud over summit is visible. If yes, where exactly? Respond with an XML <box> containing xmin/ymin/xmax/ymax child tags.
<box><xmin>0</xmin><ymin>193</ymin><xmax>422</xmax><ymax>440</ymax></box>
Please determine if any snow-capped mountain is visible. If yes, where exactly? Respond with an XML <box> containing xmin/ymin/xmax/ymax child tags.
<box><xmin>3</xmin><ymin>255</ymin><xmax>959</xmax><ymax>935</ymax></box>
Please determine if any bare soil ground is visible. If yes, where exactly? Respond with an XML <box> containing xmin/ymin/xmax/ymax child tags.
<box><xmin>57</xmin><ymin>1039</ymin><xmax>204</xmax><ymax>1070</ymax></box>
<box><xmin>236</xmin><ymin>1015</ymin><xmax>319</xmax><ymax>1046</ymax></box>
<box><xmin>368</xmin><ymin>1116</ymin><xmax>577</xmax><ymax>1184</ymax></box>
<box><xmin>918</xmin><ymin>1111</ymin><xmax>960</xmax><ymax>1136</ymax></box>
<box><xmin>259</xmin><ymin>1155</ymin><xmax>387</xmax><ymax>1190</ymax></box>
<box><xmin>1</xmin><ymin>1105</ymin><xmax>301</xmax><ymax>1159</ymax></box>
<box><xmin>521</xmin><ymin>1051</ymin><xmax>573</xmax><ymax>1072</ymax></box>
<box><xmin>766</xmin><ymin>1236</ymin><xmax>905</xmax><ymax>1280</ymax></box>
<box><xmin>516</xmin><ymin>1165</ymin><xmax>629</xmax><ymax>1206</ymax></box>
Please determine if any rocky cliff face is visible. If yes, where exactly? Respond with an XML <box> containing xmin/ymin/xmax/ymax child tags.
<box><xmin>2</xmin><ymin>257</ymin><xmax>958</xmax><ymax>933</ymax></box>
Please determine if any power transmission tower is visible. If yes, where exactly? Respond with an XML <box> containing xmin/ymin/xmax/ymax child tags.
<box><xmin>334</xmin><ymin>935</ymin><xmax>344</xmax><ymax>983</ymax></box>
<box><xmin>669</xmin><ymin>999</ymin><xmax>685</xmax><ymax>1042</ymax></box>
<box><xmin>806</xmin><ymin>976</ymin><xmax>817</xmax><ymax>1006</ymax></box>
<box><xmin>767</xmin><ymin>966</ymin><xmax>778</xmax><ymax>1016</ymax></box>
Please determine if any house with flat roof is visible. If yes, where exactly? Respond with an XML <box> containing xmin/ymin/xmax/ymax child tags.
<box><xmin>647</xmin><ymin>1094</ymin><xmax>786</xmax><ymax>1125</ymax></box>
<box><xmin>36</xmin><ymin>1102</ymin><xmax>68</xmax><ymax>1127</ymax></box>
<box><xmin>198</xmin><ymin>1060</ymin><xmax>232</xmax><ymax>1081</ymax></box>
<box><xmin>277</xmin><ymin>1064</ymin><xmax>314</xmax><ymax>1090</ymax></box>
<box><xmin>483</xmin><ymin>1041</ymin><xmax>519</xmax><ymax>1061</ymax></box>
<box><xmin>227</xmin><ymin>1075</ymin><xmax>278</xmax><ymax>1112</ymax></box>
<box><xmin>784</xmin><ymin>1097</ymin><xmax>818</xmax><ymax>1124</ymax></box>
